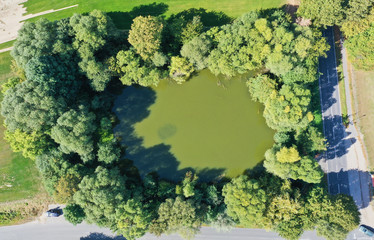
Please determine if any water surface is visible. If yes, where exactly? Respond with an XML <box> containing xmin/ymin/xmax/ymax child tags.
<box><xmin>113</xmin><ymin>70</ymin><xmax>274</xmax><ymax>181</ymax></box>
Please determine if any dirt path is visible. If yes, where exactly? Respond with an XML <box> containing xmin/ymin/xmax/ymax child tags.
<box><xmin>0</xmin><ymin>0</ymin><xmax>78</xmax><ymax>44</ymax></box>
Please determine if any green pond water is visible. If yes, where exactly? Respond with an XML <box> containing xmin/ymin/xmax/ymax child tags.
<box><xmin>113</xmin><ymin>70</ymin><xmax>274</xmax><ymax>181</ymax></box>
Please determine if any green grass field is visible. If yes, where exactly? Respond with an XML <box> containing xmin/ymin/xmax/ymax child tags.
<box><xmin>24</xmin><ymin>0</ymin><xmax>286</xmax><ymax>28</ymax></box>
<box><xmin>0</xmin><ymin>41</ymin><xmax>15</xmax><ymax>51</ymax></box>
<box><xmin>0</xmin><ymin>51</ymin><xmax>42</xmax><ymax>202</ymax></box>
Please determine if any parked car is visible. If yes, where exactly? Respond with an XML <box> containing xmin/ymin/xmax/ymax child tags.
<box><xmin>45</xmin><ymin>208</ymin><xmax>63</xmax><ymax>217</ymax></box>
<box><xmin>359</xmin><ymin>225</ymin><xmax>374</xmax><ymax>237</ymax></box>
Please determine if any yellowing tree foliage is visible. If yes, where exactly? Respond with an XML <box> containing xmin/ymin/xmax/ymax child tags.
<box><xmin>128</xmin><ymin>16</ymin><xmax>163</xmax><ymax>61</ymax></box>
<box><xmin>276</xmin><ymin>147</ymin><xmax>301</xmax><ymax>163</ymax></box>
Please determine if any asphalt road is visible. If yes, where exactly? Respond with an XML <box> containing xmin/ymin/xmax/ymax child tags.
<box><xmin>0</xmin><ymin>216</ymin><xmax>326</xmax><ymax>240</ymax></box>
<box><xmin>318</xmin><ymin>27</ymin><xmax>374</xmax><ymax>226</ymax></box>
<box><xmin>318</xmin><ymin>26</ymin><xmax>351</xmax><ymax>195</ymax></box>
<box><xmin>0</xmin><ymin>216</ymin><xmax>371</xmax><ymax>240</ymax></box>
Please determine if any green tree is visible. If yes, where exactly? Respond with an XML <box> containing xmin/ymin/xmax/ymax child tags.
<box><xmin>117</xmin><ymin>199</ymin><xmax>154</xmax><ymax>240</ymax></box>
<box><xmin>1</xmin><ymin>80</ymin><xmax>67</xmax><ymax>133</ymax></box>
<box><xmin>222</xmin><ymin>175</ymin><xmax>268</xmax><ymax>227</ymax></box>
<box><xmin>265</xmin><ymin>181</ymin><xmax>305</xmax><ymax>240</ymax></box>
<box><xmin>264</xmin><ymin>146</ymin><xmax>323</xmax><ymax>183</ymax></box>
<box><xmin>51</xmin><ymin>106</ymin><xmax>97</xmax><ymax>161</ymax></box>
<box><xmin>181</xmin><ymin>171</ymin><xmax>198</xmax><ymax>198</ymax></box>
<box><xmin>64</xmin><ymin>203</ymin><xmax>86</xmax><ymax>225</ymax></box>
<box><xmin>149</xmin><ymin>196</ymin><xmax>201</xmax><ymax>239</ymax></box>
<box><xmin>111</xmin><ymin>50</ymin><xmax>165</xmax><ymax>86</ymax></box>
<box><xmin>74</xmin><ymin>166</ymin><xmax>128</xmax><ymax>228</ymax></box>
<box><xmin>298</xmin><ymin>0</ymin><xmax>344</xmax><ymax>26</ymax></box>
<box><xmin>169</xmin><ymin>56</ymin><xmax>195</xmax><ymax>84</ymax></box>
<box><xmin>152</xmin><ymin>52</ymin><xmax>168</xmax><ymax>67</ymax></box>
<box><xmin>128</xmin><ymin>16</ymin><xmax>163</xmax><ymax>61</ymax></box>
<box><xmin>263</xmin><ymin>83</ymin><xmax>313</xmax><ymax>131</ymax></box>
<box><xmin>1</xmin><ymin>77</ymin><xmax>22</xmax><ymax>94</ymax></box>
<box><xmin>4</xmin><ymin>129</ymin><xmax>52</xmax><ymax>160</ymax></box>
<box><xmin>247</xmin><ymin>74</ymin><xmax>278</xmax><ymax>103</ymax></box>
<box><xmin>11</xmin><ymin>18</ymin><xmax>56</xmax><ymax>68</ymax></box>
<box><xmin>181</xmin><ymin>16</ymin><xmax>204</xmax><ymax>44</ymax></box>
<box><xmin>341</xmin><ymin>8</ymin><xmax>374</xmax><ymax>37</ymax></box>
<box><xmin>296</xmin><ymin>126</ymin><xmax>326</xmax><ymax>154</ymax></box>
<box><xmin>181</xmin><ymin>34</ymin><xmax>212</xmax><ymax>70</ymax></box>
<box><xmin>345</xmin><ymin>25</ymin><xmax>374</xmax><ymax>70</ymax></box>
<box><xmin>70</xmin><ymin>10</ymin><xmax>116</xmax><ymax>91</ymax></box>
<box><xmin>305</xmin><ymin>187</ymin><xmax>360</xmax><ymax>240</ymax></box>
<box><xmin>276</xmin><ymin>147</ymin><xmax>301</xmax><ymax>163</ymax></box>
<box><xmin>54</xmin><ymin>174</ymin><xmax>81</xmax><ymax>203</ymax></box>
<box><xmin>35</xmin><ymin>150</ymin><xmax>80</xmax><ymax>195</ymax></box>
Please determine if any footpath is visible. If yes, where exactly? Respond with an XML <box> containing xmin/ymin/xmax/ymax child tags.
<box><xmin>340</xmin><ymin>32</ymin><xmax>374</xmax><ymax>226</ymax></box>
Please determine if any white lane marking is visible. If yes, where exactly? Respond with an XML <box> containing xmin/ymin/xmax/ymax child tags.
<box><xmin>327</xmin><ymin>69</ymin><xmax>330</xmax><ymax>83</ymax></box>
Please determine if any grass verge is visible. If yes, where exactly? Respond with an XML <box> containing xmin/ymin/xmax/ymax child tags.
<box><xmin>333</xmin><ymin>27</ymin><xmax>348</xmax><ymax>118</ymax></box>
<box><xmin>0</xmin><ymin>51</ymin><xmax>42</xmax><ymax>203</ymax></box>
<box><xmin>0</xmin><ymin>193</ymin><xmax>52</xmax><ymax>226</ymax></box>
<box><xmin>350</xmin><ymin>67</ymin><xmax>374</xmax><ymax>167</ymax></box>
<box><xmin>0</xmin><ymin>40</ymin><xmax>15</xmax><ymax>51</ymax></box>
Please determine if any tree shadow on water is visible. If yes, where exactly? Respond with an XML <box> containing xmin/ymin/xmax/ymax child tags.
<box><xmin>113</xmin><ymin>86</ymin><xmax>225</xmax><ymax>182</ymax></box>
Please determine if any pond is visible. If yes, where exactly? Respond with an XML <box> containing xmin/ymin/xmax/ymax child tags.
<box><xmin>113</xmin><ymin>70</ymin><xmax>274</xmax><ymax>181</ymax></box>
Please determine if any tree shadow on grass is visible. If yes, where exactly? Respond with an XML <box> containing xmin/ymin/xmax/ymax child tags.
<box><xmin>168</xmin><ymin>8</ymin><xmax>233</xmax><ymax>27</ymax></box>
<box><xmin>112</xmin><ymin>85</ymin><xmax>225</xmax><ymax>182</ymax></box>
<box><xmin>107</xmin><ymin>2</ymin><xmax>169</xmax><ymax>29</ymax></box>
<box><xmin>106</xmin><ymin>3</ymin><xmax>232</xmax><ymax>30</ymax></box>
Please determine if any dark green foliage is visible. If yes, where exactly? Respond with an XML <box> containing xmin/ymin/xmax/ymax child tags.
<box><xmin>35</xmin><ymin>150</ymin><xmax>81</xmax><ymax>195</ymax></box>
<box><xmin>296</xmin><ymin>126</ymin><xmax>326</xmax><ymax>154</ymax></box>
<box><xmin>70</xmin><ymin>10</ymin><xmax>118</xmax><ymax>91</ymax></box>
<box><xmin>51</xmin><ymin>106</ymin><xmax>97</xmax><ymax>161</ymax></box>
<box><xmin>74</xmin><ymin>166</ymin><xmax>128</xmax><ymax>228</ymax></box>
<box><xmin>222</xmin><ymin>175</ymin><xmax>268</xmax><ymax>227</ymax></box>
<box><xmin>11</xmin><ymin>19</ymin><xmax>56</xmax><ymax>68</ymax></box>
<box><xmin>1</xmin><ymin>80</ymin><xmax>67</xmax><ymax>132</ymax></box>
<box><xmin>64</xmin><ymin>204</ymin><xmax>86</xmax><ymax>225</ymax></box>
<box><xmin>117</xmin><ymin>199</ymin><xmax>154</xmax><ymax>240</ymax></box>
<box><xmin>24</xmin><ymin>55</ymin><xmax>81</xmax><ymax>100</ymax></box>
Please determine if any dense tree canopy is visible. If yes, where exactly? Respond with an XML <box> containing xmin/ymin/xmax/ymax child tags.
<box><xmin>1</xmin><ymin>7</ymin><xmax>360</xmax><ymax>240</ymax></box>
<box><xmin>74</xmin><ymin>166</ymin><xmax>129</xmax><ymax>228</ymax></box>
<box><xmin>149</xmin><ymin>196</ymin><xmax>202</xmax><ymax>239</ymax></box>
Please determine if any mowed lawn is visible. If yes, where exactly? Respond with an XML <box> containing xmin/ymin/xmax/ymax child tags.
<box><xmin>0</xmin><ymin>51</ymin><xmax>42</xmax><ymax>202</ymax></box>
<box><xmin>353</xmin><ymin>68</ymin><xmax>374</xmax><ymax>168</ymax></box>
<box><xmin>24</xmin><ymin>0</ymin><xmax>286</xmax><ymax>28</ymax></box>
